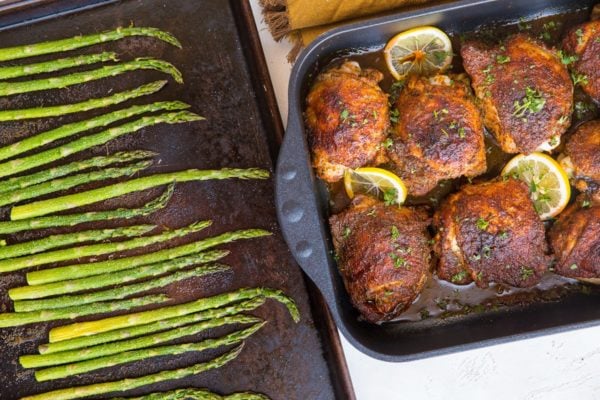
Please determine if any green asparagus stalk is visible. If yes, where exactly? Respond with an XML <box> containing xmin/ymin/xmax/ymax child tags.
<box><xmin>0</xmin><ymin>110</ymin><xmax>201</xmax><ymax>180</ymax></box>
<box><xmin>0</xmin><ymin>27</ymin><xmax>181</xmax><ymax>62</ymax></box>
<box><xmin>39</xmin><ymin>297</ymin><xmax>266</xmax><ymax>354</ymax></box>
<box><xmin>0</xmin><ymin>52</ymin><xmax>118</xmax><ymax>79</ymax></box>
<box><xmin>50</xmin><ymin>287</ymin><xmax>299</xmax><ymax>342</ymax></box>
<box><xmin>0</xmin><ymin>58</ymin><xmax>183</xmax><ymax>96</ymax></box>
<box><xmin>0</xmin><ymin>160</ymin><xmax>152</xmax><ymax>207</ymax></box>
<box><xmin>0</xmin><ymin>101</ymin><xmax>187</xmax><ymax>162</ymax></box>
<box><xmin>0</xmin><ymin>184</ymin><xmax>173</xmax><ymax>235</ymax></box>
<box><xmin>111</xmin><ymin>388</ymin><xmax>270</xmax><ymax>400</ymax></box>
<box><xmin>14</xmin><ymin>264</ymin><xmax>229</xmax><ymax>312</ymax></box>
<box><xmin>23</xmin><ymin>314</ymin><xmax>260</xmax><ymax>368</ymax></box>
<box><xmin>37</xmin><ymin>322</ymin><xmax>264</xmax><ymax>382</ymax></box>
<box><xmin>0</xmin><ymin>80</ymin><xmax>167</xmax><ymax>122</ymax></box>
<box><xmin>0</xmin><ymin>150</ymin><xmax>156</xmax><ymax>194</ymax></box>
<box><xmin>0</xmin><ymin>225</ymin><xmax>155</xmax><ymax>261</ymax></box>
<box><xmin>21</xmin><ymin>344</ymin><xmax>243</xmax><ymax>400</ymax></box>
<box><xmin>0</xmin><ymin>220</ymin><xmax>211</xmax><ymax>273</ymax></box>
<box><xmin>27</xmin><ymin>229</ymin><xmax>270</xmax><ymax>285</ymax></box>
<box><xmin>11</xmin><ymin>250</ymin><xmax>228</xmax><ymax>301</ymax></box>
<box><xmin>12</xmin><ymin>168</ymin><xmax>269</xmax><ymax>220</ymax></box>
<box><xmin>0</xmin><ymin>294</ymin><xmax>169</xmax><ymax>328</ymax></box>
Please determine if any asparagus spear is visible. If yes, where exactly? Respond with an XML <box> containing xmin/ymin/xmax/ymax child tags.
<box><xmin>23</xmin><ymin>314</ymin><xmax>260</xmax><ymax>368</ymax></box>
<box><xmin>0</xmin><ymin>52</ymin><xmax>118</xmax><ymax>79</ymax></box>
<box><xmin>12</xmin><ymin>168</ymin><xmax>269</xmax><ymax>220</ymax></box>
<box><xmin>21</xmin><ymin>344</ymin><xmax>243</xmax><ymax>400</ymax></box>
<box><xmin>37</xmin><ymin>322</ymin><xmax>264</xmax><ymax>382</ymax></box>
<box><xmin>27</xmin><ymin>229</ymin><xmax>270</xmax><ymax>285</ymax></box>
<box><xmin>0</xmin><ymin>110</ymin><xmax>201</xmax><ymax>180</ymax></box>
<box><xmin>0</xmin><ymin>58</ymin><xmax>183</xmax><ymax>96</ymax></box>
<box><xmin>50</xmin><ymin>287</ymin><xmax>300</xmax><ymax>342</ymax></box>
<box><xmin>0</xmin><ymin>101</ymin><xmax>187</xmax><ymax>162</ymax></box>
<box><xmin>0</xmin><ymin>80</ymin><xmax>167</xmax><ymax>122</ymax></box>
<box><xmin>39</xmin><ymin>297</ymin><xmax>265</xmax><ymax>354</ymax></box>
<box><xmin>0</xmin><ymin>294</ymin><xmax>169</xmax><ymax>328</ymax></box>
<box><xmin>112</xmin><ymin>388</ymin><xmax>270</xmax><ymax>400</ymax></box>
<box><xmin>0</xmin><ymin>220</ymin><xmax>211</xmax><ymax>273</ymax></box>
<box><xmin>0</xmin><ymin>26</ymin><xmax>181</xmax><ymax>62</ymax></box>
<box><xmin>11</xmin><ymin>250</ymin><xmax>228</xmax><ymax>301</ymax></box>
<box><xmin>0</xmin><ymin>184</ymin><xmax>173</xmax><ymax>235</ymax></box>
<box><xmin>14</xmin><ymin>264</ymin><xmax>229</xmax><ymax>312</ymax></box>
<box><xmin>0</xmin><ymin>225</ymin><xmax>155</xmax><ymax>261</ymax></box>
<box><xmin>0</xmin><ymin>150</ymin><xmax>156</xmax><ymax>194</ymax></box>
<box><xmin>0</xmin><ymin>160</ymin><xmax>152</xmax><ymax>207</ymax></box>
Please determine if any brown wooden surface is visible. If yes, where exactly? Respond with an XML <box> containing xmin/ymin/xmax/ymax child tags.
<box><xmin>0</xmin><ymin>1</ymin><xmax>353</xmax><ymax>398</ymax></box>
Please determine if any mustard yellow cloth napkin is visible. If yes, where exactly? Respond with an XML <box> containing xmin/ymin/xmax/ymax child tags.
<box><xmin>260</xmin><ymin>0</ymin><xmax>437</xmax><ymax>60</ymax></box>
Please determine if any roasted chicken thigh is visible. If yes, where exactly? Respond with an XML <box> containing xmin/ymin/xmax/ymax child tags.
<box><xmin>433</xmin><ymin>179</ymin><xmax>551</xmax><ymax>288</ymax></box>
<box><xmin>461</xmin><ymin>34</ymin><xmax>573</xmax><ymax>154</ymax></box>
<box><xmin>549</xmin><ymin>194</ymin><xmax>600</xmax><ymax>283</ymax></box>
<box><xmin>562</xmin><ymin>20</ymin><xmax>600</xmax><ymax>102</ymax></box>
<box><xmin>305</xmin><ymin>61</ymin><xmax>389</xmax><ymax>182</ymax></box>
<box><xmin>560</xmin><ymin>120</ymin><xmax>600</xmax><ymax>193</ymax></box>
<box><xmin>329</xmin><ymin>195</ymin><xmax>431</xmax><ymax>323</ymax></box>
<box><xmin>387</xmin><ymin>74</ymin><xmax>487</xmax><ymax>196</ymax></box>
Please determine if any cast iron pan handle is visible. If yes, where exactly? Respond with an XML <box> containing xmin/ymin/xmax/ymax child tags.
<box><xmin>275</xmin><ymin>117</ymin><xmax>337</xmax><ymax>305</ymax></box>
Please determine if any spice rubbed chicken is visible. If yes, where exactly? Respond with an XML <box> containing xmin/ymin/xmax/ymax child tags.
<box><xmin>560</xmin><ymin>120</ymin><xmax>600</xmax><ymax>194</ymax></box>
<box><xmin>562</xmin><ymin>20</ymin><xmax>600</xmax><ymax>102</ymax></box>
<box><xmin>433</xmin><ymin>179</ymin><xmax>551</xmax><ymax>287</ymax></box>
<box><xmin>387</xmin><ymin>74</ymin><xmax>487</xmax><ymax>196</ymax></box>
<box><xmin>305</xmin><ymin>61</ymin><xmax>390</xmax><ymax>182</ymax></box>
<box><xmin>461</xmin><ymin>34</ymin><xmax>573</xmax><ymax>154</ymax></box>
<box><xmin>329</xmin><ymin>195</ymin><xmax>431</xmax><ymax>323</ymax></box>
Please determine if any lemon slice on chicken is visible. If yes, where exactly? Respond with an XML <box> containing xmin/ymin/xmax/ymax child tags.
<box><xmin>384</xmin><ymin>26</ymin><xmax>453</xmax><ymax>80</ymax></box>
<box><xmin>344</xmin><ymin>167</ymin><xmax>407</xmax><ymax>206</ymax></box>
<box><xmin>502</xmin><ymin>152</ymin><xmax>571</xmax><ymax>220</ymax></box>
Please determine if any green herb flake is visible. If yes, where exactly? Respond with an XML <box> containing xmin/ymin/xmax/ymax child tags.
<box><xmin>521</xmin><ymin>266</ymin><xmax>534</xmax><ymax>280</ymax></box>
<box><xmin>518</xmin><ymin>17</ymin><xmax>532</xmax><ymax>31</ymax></box>
<box><xmin>458</xmin><ymin>127</ymin><xmax>466</xmax><ymax>138</ymax></box>
<box><xmin>482</xmin><ymin>245</ymin><xmax>492</xmax><ymax>259</ymax></box>
<box><xmin>575</xmin><ymin>28</ymin><xmax>584</xmax><ymax>45</ymax></box>
<box><xmin>557</xmin><ymin>50</ymin><xmax>578</xmax><ymax>66</ymax></box>
<box><xmin>340</xmin><ymin>109</ymin><xmax>350</xmax><ymax>121</ymax></box>
<box><xmin>557</xmin><ymin>115</ymin><xmax>569</xmax><ymax>125</ymax></box>
<box><xmin>451</xmin><ymin>270</ymin><xmax>468</xmax><ymax>283</ymax></box>
<box><xmin>496</xmin><ymin>54</ymin><xmax>511</xmax><ymax>64</ymax></box>
<box><xmin>571</xmin><ymin>72</ymin><xmax>589</xmax><ymax>86</ymax></box>
<box><xmin>570</xmin><ymin>263</ymin><xmax>578</xmax><ymax>270</ymax></box>
<box><xmin>390</xmin><ymin>252</ymin><xmax>408</xmax><ymax>269</ymax></box>
<box><xmin>382</xmin><ymin>137</ymin><xmax>394</xmax><ymax>149</ymax></box>
<box><xmin>390</xmin><ymin>225</ymin><xmax>400</xmax><ymax>240</ymax></box>
<box><xmin>390</xmin><ymin>108</ymin><xmax>400</xmax><ymax>124</ymax></box>
<box><xmin>498</xmin><ymin>231</ymin><xmax>509</xmax><ymax>240</ymax></box>
<box><xmin>582</xmin><ymin>200</ymin><xmax>591</xmax><ymax>208</ymax></box>
<box><xmin>420</xmin><ymin>309</ymin><xmax>431</xmax><ymax>320</ymax></box>
<box><xmin>476</xmin><ymin>217</ymin><xmax>489</xmax><ymax>231</ymax></box>
<box><xmin>342</xmin><ymin>226</ymin><xmax>351</xmax><ymax>239</ymax></box>
<box><xmin>512</xmin><ymin>87</ymin><xmax>546</xmax><ymax>118</ymax></box>
<box><xmin>383</xmin><ymin>188</ymin><xmax>398</xmax><ymax>206</ymax></box>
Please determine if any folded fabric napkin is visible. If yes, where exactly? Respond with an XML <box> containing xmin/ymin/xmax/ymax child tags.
<box><xmin>260</xmin><ymin>0</ymin><xmax>437</xmax><ymax>60</ymax></box>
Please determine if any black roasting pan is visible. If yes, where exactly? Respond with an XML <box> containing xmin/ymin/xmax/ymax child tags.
<box><xmin>275</xmin><ymin>0</ymin><xmax>600</xmax><ymax>362</ymax></box>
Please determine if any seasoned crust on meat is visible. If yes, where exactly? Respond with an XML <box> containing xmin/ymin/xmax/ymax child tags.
<box><xmin>433</xmin><ymin>179</ymin><xmax>551</xmax><ymax>288</ymax></box>
<box><xmin>562</xmin><ymin>21</ymin><xmax>600</xmax><ymax>102</ymax></box>
<box><xmin>387</xmin><ymin>74</ymin><xmax>487</xmax><ymax>196</ymax></box>
<box><xmin>549</xmin><ymin>194</ymin><xmax>600</xmax><ymax>280</ymax></box>
<box><xmin>329</xmin><ymin>195</ymin><xmax>431</xmax><ymax>323</ymax></box>
<box><xmin>561</xmin><ymin>119</ymin><xmax>600</xmax><ymax>193</ymax></box>
<box><xmin>461</xmin><ymin>34</ymin><xmax>573</xmax><ymax>154</ymax></box>
<box><xmin>305</xmin><ymin>61</ymin><xmax>390</xmax><ymax>182</ymax></box>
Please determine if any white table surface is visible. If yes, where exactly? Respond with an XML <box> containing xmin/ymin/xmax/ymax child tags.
<box><xmin>247</xmin><ymin>2</ymin><xmax>600</xmax><ymax>399</ymax></box>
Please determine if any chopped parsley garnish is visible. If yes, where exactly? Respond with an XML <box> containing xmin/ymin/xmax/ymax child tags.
<box><xmin>382</xmin><ymin>137</ymin><xmax>393</xmax><ymax>149</ymax></box>
<box><xmin>557</xmin><ymin>50</ymin><xmax>578</xmax><ymax>66</ymax></box>
<box><xmin>383</xmin><ymin>188</ymin><xmax>398</xmax><ymax>206</ymax></box>
<box><xmin>521</xmin><ymin>266</ymin><xmax>534</xmax><ymax>280</ymax></box>
<box><xmin>582</xmin><ymin>199</ymin><xmax>591</xmax><ymax>208</ymax></box>
<box><xmin>390</xmin><ymin>108</ymin><xmax>400</xmax><ymax>124</ymax></box>
<box><xmin>342</xmin><ymin>226</ymin><xmax>351</xmax><ymax>239</ymax></box>
<box><xmin>451</xmin><ymin>270</ymin><xmax>468</xmax><ymax>283</ymax></box>
<box><xmin>557</xmin><ymin>115</ymin><xmax>569</xmax><ymax>125</ymax></box>
<box><xmin>569</xmin><ymin>263</ymin><xmax>578</xmax><ymax>270</ymax></box>
<box><xmin>340</xmin><ymin>109</ymin><xmax>350</xmax><ymax>121</ymax></box>
<box><xmin>476</xmin><ymin>217</ymin><xmax>489</xmax><ymax>230</ymax></box>
<box><xmin>433</xmin><ymin>108</ymin><xmax>449</xmax><ymax>121</ymax></box>
<box><xmin>496</xmin><ymin>54</ymin><xmax>510</xmax><ymax>64</ymax></box>
<box><xmin>571</xmin><ymin>72</ymin><xmax>589</xmax><ymax>86</ymax></box>
<box><xmin>512</xmin><ymin>87</ymin><xmax>545</xmax><ymax>118</ymax></box>
<box><xmin>390</xmin><ymin>252</ymin><xmax>408</xmax><ymax>269</ymax></box>
<box><xmin>390</xmin><ymin>225</ymin><xmax>400</xmax><ymax>240</ymax></box>
<box><xmin>575</xmin><ymin>28</ymin><xmax>584</xmax><ymax>45</ymax></box>
<box><xmin>458</xmin><ymin>127</ymin><xmax>466</xmax><ymax>138</ymax></box>
<box><xmin>518</xmin><ymin>17</ymin><xmax>532</xmax><ymax>31</ymax></box>
<box><xmin>549</xmin><ymin>136</ymin><xmax>560</xmax><ymax>147</ymax></box>
<box><xmin>482</xmin><ymin>245</ymin><xmax>492</xmax><ymax>259</ymax></box>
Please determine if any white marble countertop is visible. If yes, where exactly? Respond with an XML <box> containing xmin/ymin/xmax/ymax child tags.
<box><xmin>247</xmin><ymin>2</ymin><xmax>600</xmax><ymax>399</ymax></box>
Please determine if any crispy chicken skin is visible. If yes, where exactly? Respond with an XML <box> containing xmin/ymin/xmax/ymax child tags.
<box><xmin>433</xmin><ymin>179</ymin><xmax>551</xmax><ymax>288</ymax></box>
<box><xmin>461</xmin><ymin>34</ymin><xmax>573</xmax><ymax>154</ymax></box>
<box><xmin>329</xmin><ymin>195</ymin><xmax>431</xmax><ymax>323</ymax></box>
<box><xmin>387</xmin><ymin>74</ymin><xmax>487</xmax><ymax>196</ymax></box>
<box><xmin>305</xmin><ymin>61</ymin><xmax>389</xmax><ymax>182</ymax></box>
<box><xmin>549</xmin><ymin>194</ymin><xmax>600</xmax><ymax>281</ymax></box>
<box><xmin>562</xmin><ymin>21</ymin><xmax>600</xmax><ymax>101</ymax></box>
<box><xmin>560</xmin><ymin>120</ymin><xmax>600</xmax><ymax>193</ymax></box>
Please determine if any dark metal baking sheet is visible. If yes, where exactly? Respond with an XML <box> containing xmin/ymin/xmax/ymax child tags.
<box><xmin>276</xmin><ymin>0</ymin><xmax>600</xmax><ymax>362</ymax></box>
<box><xmin>0</xmin><ymin>0</ymin><xmax>353</xmax><ymax>398</ymax></box>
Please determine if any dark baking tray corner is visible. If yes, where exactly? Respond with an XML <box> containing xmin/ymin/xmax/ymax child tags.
<box><xmin>276</xmin><ymin>0</ymin><xmax>600</xmax><ymax>362</ymax></box>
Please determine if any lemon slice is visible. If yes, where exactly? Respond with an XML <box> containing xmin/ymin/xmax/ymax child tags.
<box><xmin>502</xmin><ymin>152</ymin><xmax>571</xmax><ymax>220</ymax></box>
<box><xmin>344</xmin><ymin>167</ymin><xmax>407</xmax><ymax>206</ymax></box>
<box><xmin>383</xmin><ymin>26</ymin><xmax>453</xmax><ymax>80</ymax></box>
